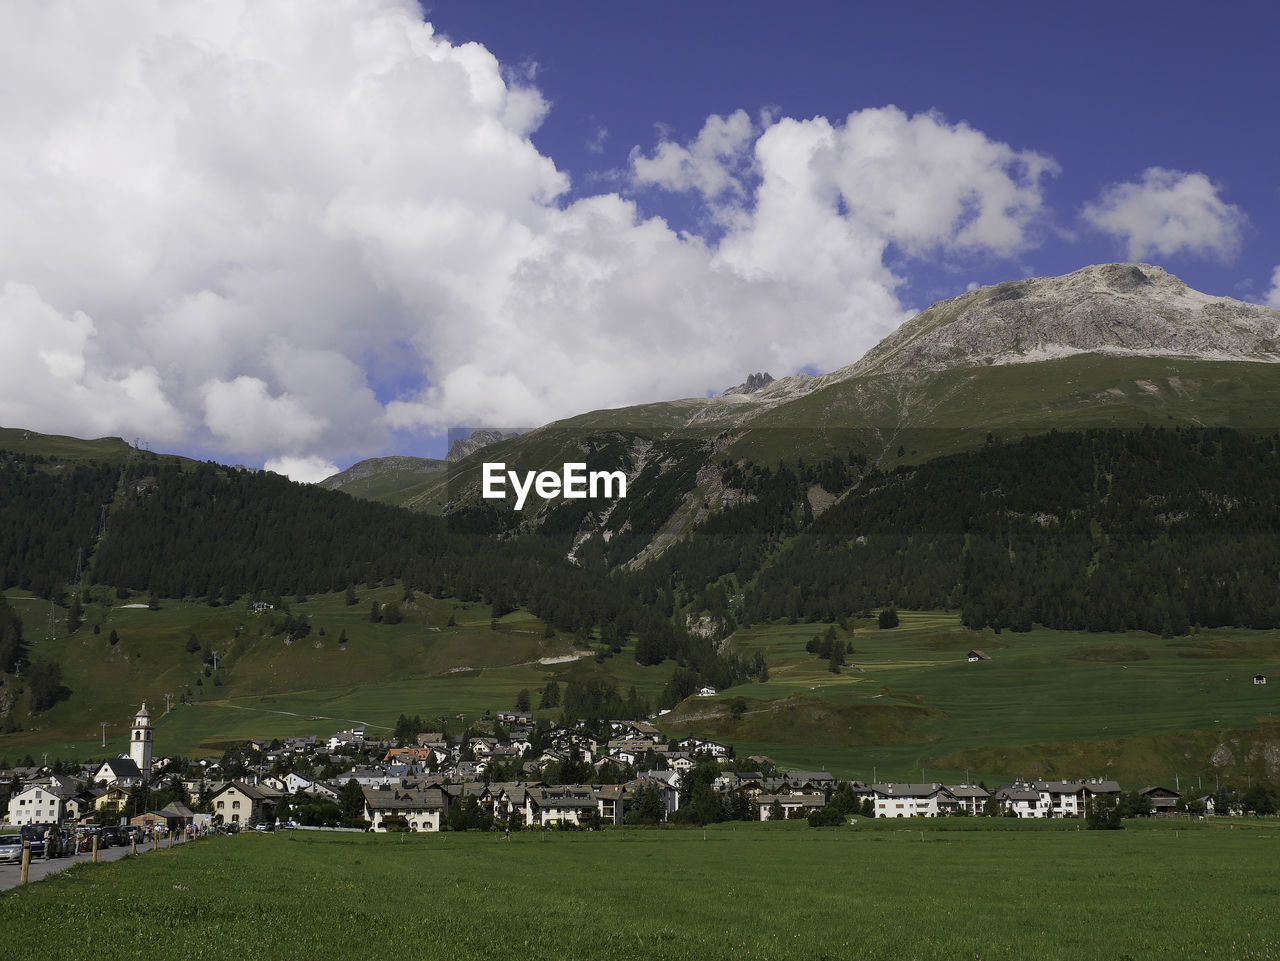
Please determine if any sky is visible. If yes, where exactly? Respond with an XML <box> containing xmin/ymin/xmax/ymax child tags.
<box><xmin>2</xmin><ymin>0</ymin><xmax>1278</xmax><ymax>481</ymax></box>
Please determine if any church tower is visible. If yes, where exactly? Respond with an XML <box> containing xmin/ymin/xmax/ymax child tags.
<box><xmin>130</xmin><ymin>702</ymin><xmax>153</xmax><ymax>779</ymax></box>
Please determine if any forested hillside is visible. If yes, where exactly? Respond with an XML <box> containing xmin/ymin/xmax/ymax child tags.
<box><xmin>0</xmin><ymin>451</ymin><xmax>751</xmax><ymax>715</ymax></box>
<box><xmin>741</xmin><ymin>427</ymin><xmax>1280</xmax><ymax>634</ymax></box>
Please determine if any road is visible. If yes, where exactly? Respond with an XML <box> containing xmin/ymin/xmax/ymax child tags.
<box><xmin>0</xmin><ymin>834</ymin><xmax>193</xmax><ymax>891</ymax></box>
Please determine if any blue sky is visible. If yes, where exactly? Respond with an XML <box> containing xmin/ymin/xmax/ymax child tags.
<box><xmin>0</xmin><ymin>0</ymin><xmax>1276</xmax><ymax>479</ymax></box>
<box><xmin>431</xmin><ymin>0</ymin><xmax>1277</xmax><ymax>303</ymax></box>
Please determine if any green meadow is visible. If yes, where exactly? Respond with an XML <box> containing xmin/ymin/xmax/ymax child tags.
<box><xmin>2</xmin><ymin>586</ymin><xmax>674</xmax><ymax>762</ymax></box>
<box><xmin>666</xmin><ymin>611</ymin><xmax>1280</xmax><ymax>783</ymax></box>
<box><xmin>2</xmin><ymin>821</ymin><xmax>1278</xmax><ymax>961</ymax></box>
<box><xmin>5</xmin><ymin>589</ymin><xmax>1279</xmax><ymax>784</ymax></box>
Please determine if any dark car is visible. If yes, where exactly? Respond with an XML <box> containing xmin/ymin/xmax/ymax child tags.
<box><xmin>19</xmin><ymin>825</ymin><xmax>48</xmax><ymax>858</ymax></box>
<box><xmin>99</xmin><ymin>826</ymin><xmax>125</xmax><ymax>848</ymax></box>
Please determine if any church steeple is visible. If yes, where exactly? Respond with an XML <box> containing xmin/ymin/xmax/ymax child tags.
<box><xmin>130</xmin><ymin>701</ymin><xmax>153</xmax><ymax>779</ymax></box>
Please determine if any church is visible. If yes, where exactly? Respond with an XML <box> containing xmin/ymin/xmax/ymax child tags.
<box><xmin>94</xmin><ymin>702</ymin><xmax>153</xmax><ymax>787</ymax></box>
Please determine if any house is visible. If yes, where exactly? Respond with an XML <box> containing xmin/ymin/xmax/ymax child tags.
<box><xmin>995</xmin><ymin>784</ymin><xmax>1043</xmax><ymax>818</ymax></box>
<box><xmin>259</xmin><ymin>774</ymin><xmax>289</xmax><ymax>793</ymax></box>
<box><xmin>208</xmin><ymin>781</ymin><xmax>282</xmax><ymax>827</ymax></box>
<box><xmin>157</xmin><ymin>801</ymin><xmax>196</xmax><ymax>830</ymax></box>
<box><xmin>525</xmin><ymin>786</ymin><xmax>599</xmax><ymax>827</ymax></box>
<box><xmin>697</xmin><ymin>686</ymin><xmax>718</xmax><ymax>697</ymax></box>
<box><xmin>7</xmin><ymin>784</ymin><xmax>74</xmax><ymax>825</ymax></box>
<box><xmin>1139</xmin><ymin>785</ymin><xmax>1181</xmax><ymax>816</ymax></box>
<box><xmin>627</xmin><ymin>775</ymin><xmax>679</xmax><ymax>819</ymax></box>
<box><xmin>968</xmin><ymin>650</ymin><xmax>989</xmax><ymax>662</ymax></box>
<box><xmin>758</xmin><ymin>793</ymin><xmax>827</xmax><ymax>820</ymax></box>
<box><xmin>1255</xmin><ymin>674</ymin><xmax>1268</xmax><ymax>685</ymax></box>
<box><xmin>782</xmin><ymin>771</ymin><xmax>837</xmax><ymax>795</ymax></box>
<box><xmin>383</xmin><ymin>746</ymin><xmax>436</xmax><ymax>765</ymax></box>
<box><xmin>873</xmin><ymin>783</ymin><xmax>958</xmax><ymax>818</ymax></box>
<box><xmin>1032</xmin><ymin>780</ymin><xmax>1086</xmax><ymax>818</ymax></box>
<box><xmin>1081</xmin><ymin>779</ymin><xmax>1122</xmax><ymax>803</ymax></box>
<box><xmin>327</xmin><ymin>728</ymin><xmax>365</xmax><ymax>752</ymax></box>
<box><xmin>94</xmin><ymin>757</ymin><xmax>143</xmax><ymax>787</ymax></box>
<box><xmin>363</xmin><ymin>786</ymin><xmax>448</xmax><ymax>832</ymax></box>
<box><xmin>676</xmin><ymin>737</ymin><xmax>731</xmax><ymax>759</ymax></box>
<box><xmin>496</xmin><ymin>710</ymin><xmax>532</xmax><ymax>725</ymax></box>
<box><xmin>93</xmin><ymin>784</ymin><xmax>132</xmax><ymax>814</ymax></box>
<box><xmin>947</xmin><ymin>783</ymin><xmax>991</xmax><ymax>815</ymax></box>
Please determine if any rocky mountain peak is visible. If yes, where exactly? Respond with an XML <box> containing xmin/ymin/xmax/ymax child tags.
<box><xmin>845</xmin><ymin>263</ymin><xmax>1280</xmax><ymax>377</ymax></box>
<box><xmin>722</xmin><ymin>372</ymin><xmax>775</xmax><ymax>395</ymax></box>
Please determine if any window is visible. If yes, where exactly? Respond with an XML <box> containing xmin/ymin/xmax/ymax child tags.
<box><xmin>232</xmin><ymin>801</ymin><xmax>240</xmax><ymax>810</ymax></box>
<box><xmin>217</xmin><ymin>801</ymin><xmax>224</xmax><ymax>809</ymax></box>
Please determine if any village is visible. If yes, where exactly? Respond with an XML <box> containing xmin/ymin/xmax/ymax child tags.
<box><xmin>3</xmin><ymin>701</ymin><xmax>1227</xmax><ymax>845</ymax></box>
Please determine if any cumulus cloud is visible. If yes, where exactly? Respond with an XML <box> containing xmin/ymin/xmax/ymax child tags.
<box><xmin>0</xmin><ymin>1</ymin><xmax>1058</xmax><ymax>479</ymax></box>
<box><xmin>1265</xmin><ymin>267</ymin><xmax>1280</xmax><ymax>310</ymax></box>
<box><xmin>1082</xmin><ymin>168</ymin><xmax>1246</xmax><ymax>261</ymax></box>
<box><xmin>264</xmin><ymin>455</ymin><xmax>341</xmax><ymax>484</ymax></box>
<box><xmin>630</xmin><ymin>109</ymin><xmax>757</xmax><ymax>204</ymax></box>
<box><xmin>0</xmin><ymin>283</ymin><xmax>182</xmax><ymax>442</ymax></box>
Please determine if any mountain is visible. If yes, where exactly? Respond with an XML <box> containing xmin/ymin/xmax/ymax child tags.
<box><xmin>349</xmin><ymin>264</ymin><xmax>1280</xmax><ymax>560</ymax></box>
<box><xmin>318</xmin><ymin>455</ymin><xmax>447</xmax><ymax>504</ymax></box>
<box><xmin>5</xmin><ymin>263</ymin><xmax>1280</xmax><ymax>780</ymax></box>
<box><xmin>845</xmin><ymin>263</ymin><xmax>1280</xmax><ymax>376</ymax></box>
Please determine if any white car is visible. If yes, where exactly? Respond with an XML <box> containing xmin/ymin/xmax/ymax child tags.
<box><xmin>0</xmin><ymin>834</ymin><xmax>24</xmax><ymax>864</ymax></box>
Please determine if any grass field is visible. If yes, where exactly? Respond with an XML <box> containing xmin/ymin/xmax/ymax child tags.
<box><xmin>1</xmin><ymin>586</ymin><xmax>674</xmax><ymax>763</ymax></box>
<box><xmin>666</xmin><ymin>611</ymin><xmax>1280</xmax><ymax>783</ymax></box>
<box><xmin>5</xmin><ymin>591</ymin><xmax>1280</xmax><ymax>785</ymax></box>
<box><xmin>2</xmin><ymin>821</ymin><xmax>1277</xmax><ymax>960</ymax></box>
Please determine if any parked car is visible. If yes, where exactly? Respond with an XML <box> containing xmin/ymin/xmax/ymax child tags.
<box><xmin>0</xmin><ymin>834</ymin><xmax>24</xmax><ymax>864</ymax></box>
<box><xmin>99</xmin><ymin>826</ymin><xmax>125</xmax><ymax>848</ymax></box>
<box><xmin>20</xmin><ymin>825</ymin><xmax>48</xmax><ymax>858</ymax></box>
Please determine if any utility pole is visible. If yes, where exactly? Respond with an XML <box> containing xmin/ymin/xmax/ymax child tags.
<box><xmin>101</xmin><ymin>722</ymin><xmax>108</xmax><ymax>747</ymax></box>
<box><xmin>212</xmin><ymin>650</ymin><xmax>218</xmax><ymax>671</ymax></box>
<box><xmin>45</xmin><ymin>597</ymin><xmax>55</xmax><ymax>643</ymax></box>
<box><xmin>164</xmin><ymin>693</ymin><xmax>173</xmax><ymax>714</ymax></box>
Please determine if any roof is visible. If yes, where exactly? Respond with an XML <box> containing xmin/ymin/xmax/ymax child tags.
<box><xmin>97</xmin><ymin>757</ymin><xmax>142</xmax><ymax>778</ymax></box>
<box><xmin>873</xmin><ymin>783</ymin><xmax>951</xmax><ymax>799</ymax></box>
<box><xmin>363</xmin><ymin>787</ymin><xmax>448</xmax><ymax>811</ymax></box>
<box><xmin>213</xmin><ymin>780</ymin><xmax>283</xmax><ymax>802</ymax></box>
<box><xmin>1033</xmin><ymin>780</ymin><xmax>1084</xmax><ymax>794</ymax></box>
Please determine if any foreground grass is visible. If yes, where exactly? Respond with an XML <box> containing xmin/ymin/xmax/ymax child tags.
<box><xmin>2</xmin><ymin>822</ymin><xmax>1278</xmax><ymax>960</ymax></box>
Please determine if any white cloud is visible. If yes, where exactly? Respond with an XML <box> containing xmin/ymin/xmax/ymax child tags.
<box><xmin>0</xmin><ymin>283</ymin><xmax>182</xmax><ymax>441</ymax></box>
<box><xmin>0</xmin><ymin>2</ymin><xmax>1058</xmax><ymax>470</ymax></box>
<box><xmin>264</xmin><ymin>455</ymin><xmax>341</xmax><ymax>484</ymax></box>
<box><xmin>630</xmin><ymin>109</ymin><xmax>756</xmax><ymax>203</ymax></box>
<box><xmin>1082</xmin><ymin>167</ymin><xmax>1246</xmax><ymax>261</ymax></box>
<box><xmin>1265</xmin><ymin>267</ymin><xmax>1280</xmax><ymax>309</ymax></box>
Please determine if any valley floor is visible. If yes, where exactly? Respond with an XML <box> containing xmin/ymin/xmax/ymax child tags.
<box><xmin>1</xmin><ymin>820</ymin><xmax>1276</xmax><ymax>961</ymax></box>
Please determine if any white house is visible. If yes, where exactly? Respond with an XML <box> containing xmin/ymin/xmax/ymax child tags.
<box><xmin>757</xmin><ymin>794</ymin><xmax>826</xmax><ymax>820</ymax></box>
<box><xmin>208</xmin><ymin>781</ymin><xmax>282</xmax><ymax>826</ymax></box>
<box><xmin>947</xmin><ymin>783</ymin><xmax>990</xmax><ymax>815</ymax></box>
<box><xmin>364</xmin><ymin>786</ymin><xmax>447</xmax><ymax>831</ymax></box>
<box><xmin>7</xmin><ymin>785</ymin><xmax>73</xmax><ymax>825</ymax></box>
<box><xmin>872</xmin><ymin>783</ymin><xmax>958</xmax><ymax>818</ymax></box>
<box><xmin>1032</xmin><ymin>780</ymin><xmax>1085</xmax><ymax>817</ymax></box>
<box><xmin>676</xmin><ymin>737</ymin><xmax>731</xmax><ymax>759</ymax></box>
<box><xmin>995</xmin><ymin>784</ymin><xmax>1043</xmax><ymax>818</ymax></box>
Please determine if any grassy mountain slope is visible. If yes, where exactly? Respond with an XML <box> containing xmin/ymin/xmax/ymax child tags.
<box><xmin>6</xmin><ymin>588</ymin><xmax>1278</xmax><ymax>785</ymax></box>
